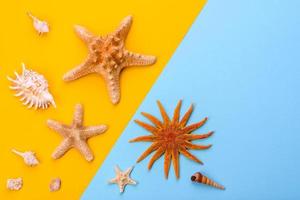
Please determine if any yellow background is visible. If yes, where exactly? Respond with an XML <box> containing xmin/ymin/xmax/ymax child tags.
<box><xmin>0</xmin><ymin>0</ymin><xmax>205</xmax><ymax>199</ymax></box>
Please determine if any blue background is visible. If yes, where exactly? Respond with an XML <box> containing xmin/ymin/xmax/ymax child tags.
<box><xmin>82</xmin><ymin>0</ymin><xmax>300</xmax><ymax>199</ymax></box>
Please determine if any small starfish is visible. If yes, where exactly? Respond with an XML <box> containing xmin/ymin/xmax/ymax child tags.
<box><xmin>109</xmin><ymin>165</ymin><xmax>137</xmax><ymax>193</ymax></box>
<box><xmin>63</xmin><ymin>16</ymin><xmax>156</xmax><ymax>104</ymax></box>
<box><xmin>47</xmin><ymin>103</ymin><xmax>108</xmax><ymax>162</ymax></box>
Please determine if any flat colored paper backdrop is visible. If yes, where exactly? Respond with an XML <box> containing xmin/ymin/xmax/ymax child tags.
<box><xmin>1</xmin><ymin>0</ymin><xmax>300</xmax><ymax>199</ymax></box>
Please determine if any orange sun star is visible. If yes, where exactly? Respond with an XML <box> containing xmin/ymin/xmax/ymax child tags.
<box><xmin>129</xmin><ymin>100</ymin><xmax>213</xmax><ymax>179</ymax></box>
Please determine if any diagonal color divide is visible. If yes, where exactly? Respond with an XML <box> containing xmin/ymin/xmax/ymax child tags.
<box><xmin>0</xmin><ymin>0</ymin><xmax>206</xmax><ymax>199</ymax></box>
<box><xmin>82</xmin><ymin>0</ymin><xmax>300</xmax><ymax>199</ymax></box>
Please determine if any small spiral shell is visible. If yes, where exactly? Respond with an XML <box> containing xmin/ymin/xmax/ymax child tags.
<box><xmin>12</xmin><ymin>149</ymin><xmax>39</xmax><ymax>167</ymax></box>
<box><xmin>191</xmin><ymin>172</ymin><xmax>225</xmax><ymax>190</ymax></box>
<box><xmin>49</xmin><ymin>178</ymin><xmax>61</xmax><ymax>192</ymax></box>
<box><xmin>8</xmin><ymin>63</ymin><xmax>56</xmax><ymax>109</ymax></box>
<box><xmin>27</xmin><ymin>12</ymin><xmax>49</xmax><ymax>35</ymax></box>
<box><xmin>7</xmin><ymin>178</ymin><xmax>23</xmax><ymax>191</ymax></box>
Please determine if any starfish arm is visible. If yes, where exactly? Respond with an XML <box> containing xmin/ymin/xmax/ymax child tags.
<box><xmin>108</xmin><ymin>177</ymin><xmax>118</xmax><ymax>184</ymax></box>
<box><xmin>180</xmin><ymin>131</ymin><xmax>214</xmax><ymax>141</ymax></box>
<box><xmin>179</xmin><ymin>148</ymin><xmax>203</xmax><ymax>164</ymax></box>
<box><xmin>101</xmin><ymin>71</ymin><xmax>121</xmax><ymax>105</ymax></box>
<box><xmin>134</xmin><ymin>120</ymin><xmax>157</xmax><ymax>134</ymax></box>
<box><xmin>73</xmin><ymin>104</ymin><xmax>84</xmax><ymax>127</ymax></box>
<box><xmin>147</xmin><ymin>147</ymin><xmax>165</xmax><ymax>170</ymax></box>
<box><xmin>75</xmin><ymin>141</ymin><xmax>94</xmax><ymax>162</ymax></box>
<box><xmin>129</xmin><ymin>135</ymin><xmax>156</xmax><ymax>142</ymax></box>
<box><xmin>181</xmin><ymin>117</ymin><xmax>208</xmax><ymax>133</ymax></box>
<box><xmin>164</xmin><ymin>149</ymin><xmax>171</xmax><ymax>179</ymax></box>
<box><xmin>125</xmin><ymin>166</ymin><xmax>133</xmax><ymax>175</ymax></box>
<box><xmin>141</xmin><ymin>112</ymin><xmax>163</xmax><ymax>127</ymax></box>
<box><xmin>127</xmin><ymin>178</ymin><xmax>137</xmax><ymax>185</ymax></box>
<box><xmin>114</xmin><ymin>15</ymin><xmax>132</xmax><ymax>40</ymax></box>
<box><xmin>171</xmin><ymin>148</ymin><xmax>180</xmax><ymax>179</ymax></box>
<box><xmin>156</xmin><ymin>101</ymin><xmax>170</xmax><ymax>126</ymax></box>
<box><xmin>74</xmin><ymin>25</ymin><xmax>95</xmax><ymax>44</ymax></box>
<box><xmin>136</xmin><ymin>142</ymin><xmax>160</xmax><ymax>163</ymax></box>
<box><xmin>179</xmin><ymin>104</ymin><xmax>193</xmax><ymax>127</ymax></box>
<box><xmin>52</xmin><ymin>138</ymin><xmax>73</xmax><ymax>159</ymax></box>
<box><xmin>63</xmin><ymin>58</ymin><xmax>95</xmax><ymax>82</ymax></box>
<box><xmin>81</xmin><ymin>125</ymin><xmax>108</xmax><ymax>139</ymax></box>
<box><xmin>47</xmin><ymin>119</ymin><xmax>70</xmax><ymax>137</ymax></box>
<box><xmin>172</xmin><ymin>100</ymin><xmax>182</xmax><ymax>124</ymax></box>
<box><xmin>184</xmin><ymin>141</ymin><xmax>212</xmax><ymax>150</ymax></box>
<box><xmin>123</xmin><ymin>51</ymin><xmax>156</xmax><ymax>68</ymax></box>
<box><xmin>119</xmin><ymin>184</ymin><xmax>125</xmax><ymax>193</ymax></box>
<box><xmin>114</xmin><ymin>165</ymin><xmax>121</xmax><ymax>174</ymax></box>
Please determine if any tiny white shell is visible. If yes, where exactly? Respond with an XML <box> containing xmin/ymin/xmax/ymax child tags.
<box><xmin>27</xmin><ymin>12</ymin><xmax>49</xmax><ymax>35</ymax></box>
<box><xmin>49</xmin><ymin>178</ymin><xmax>61</xmax><ymax>192</ymax></box>
<box><xmin>7</xmin><ymin>178</ymin><xmax>23</xmax><ymax>191</ymax></box>
<box><xmin>8</xmin><ymin>63</ymin><xmax>56</xmax><ymax>109</ymax></box>
<box><xmin>12</xmin><ymin>149</ymin><xmax>39</xmax><ymax>167</ymax></box>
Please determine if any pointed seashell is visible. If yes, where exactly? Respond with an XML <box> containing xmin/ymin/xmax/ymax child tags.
<box><xmin>49</xmin><ymin>178</ymin><xmax>61</xmax><ymax>192</ymax></box>
<box><xmin>7</xmin><ymin>178</ymin><xmax>23</xmax><ymax>191</ymax></box>
<box><xmin>27</xmin><ymin>12</ymin><xmax>49</xmax><ymax>35</ymax></box>
<box><xmin>12</xmin><ymin>149</ymin><xmax>39</xmax><ymax>167</ymax></box>
<box><xmin>191</xmin><ymin>172</ymin><xmax>225</xmax><ymax>190</ymax></box>
<box><xmin>8</xmin><ymin>63</ymin><xmax>56</xmax><ymax>110</ymax></box>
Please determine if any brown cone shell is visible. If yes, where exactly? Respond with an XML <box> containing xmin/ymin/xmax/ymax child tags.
<box><xmin>191</xmin><ymin>172</ymin><xmax>225</xmax><ymax>190</ymax></box>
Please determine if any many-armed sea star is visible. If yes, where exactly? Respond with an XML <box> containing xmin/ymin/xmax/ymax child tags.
<box><xmin>130</xmin><ymin>100</ymin><xmax>213</xmax><ymax>179</ymax></box>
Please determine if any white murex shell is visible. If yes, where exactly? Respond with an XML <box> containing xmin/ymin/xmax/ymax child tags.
<box><xmin>8</xmin><ymin>63</ymin><xmax>56</xmax><ymax>109</ymax></box>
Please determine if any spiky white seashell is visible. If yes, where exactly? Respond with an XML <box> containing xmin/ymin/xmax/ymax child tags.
<box><xmin>27</xmin><ymin>12</ymin><xmax>49</xmax><ymax>35</ymax></box>
<box><xmin>7</xmin><ymin>178</ymin><xmax>23</xmax><ymax>191</ymax></box>
<box><xmin>12</xmin><ymin>149</ymin><xmax>39</xmax><ymax>167</ymax></box>
<box><xmin>8</xmin><ymin>63</ymin><xmax>56</xmax><ymax>109</ymax></box>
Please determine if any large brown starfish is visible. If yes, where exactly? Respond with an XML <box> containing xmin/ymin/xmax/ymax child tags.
<box><xmin>130</xmin><ymin>100</ymin><xmax>213</xmax><ymax>179</ymax></box>
<box><xmin>47</xmin><ymin>104</ymin><xmax>108</xmax><ymax>162</ymax></box>
<box><xmin>63</xmin><ymin>16</ymin><xmax>156</xmax><ymax>104</ymax></box>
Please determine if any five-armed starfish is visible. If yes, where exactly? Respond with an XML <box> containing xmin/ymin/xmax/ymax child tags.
<box><xmin>109</xmin><ymin>165</ymin><xmax>137</xmax><ymax>193</ymax></box>
<box><xmin>63</xmin><ymin>16</ymin><xmax>156</xmax><ymax>104</ymax></box>
<box><xmin>47</xmin><ymin>104</ymin><xmax>108</xmax><ymax>162</ymax></box>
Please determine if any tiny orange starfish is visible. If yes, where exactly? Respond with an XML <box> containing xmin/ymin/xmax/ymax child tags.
<box><xmin>63</xmin><ymin>16</ymin><xmax>156</xmax><ymax>104</ymax></box>
<box><xmin>130</xmin><ymin>100</ymin><xmax>213</xmax><ymax>179</ymax></box>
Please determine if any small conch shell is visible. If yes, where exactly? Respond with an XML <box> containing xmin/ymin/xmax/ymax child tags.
<box><xmin>49</xmin><ymin>178</ymin><xmax>61</xmax><ymax>192</ymax></box>
<box><xmin>12</xmin><ymin>149</ymin><xmax>39</xmax><ymax>167</ymax></box>
<box><xmin>7</xmin><ymin>178</ymin><xmax>23</xmax><ymax>191</ymax></box>
<box><xmin>8</xmin><ymin>63</ymin><xmax>56</xmax><ymax>109</ymax></box>
<box><xmin>27</xmin><ymin>12</ymin><xmax>49</xmax><ymax>35</ymax></box>
<box><xmin>191</xmin><ymin>172</ymin><xmax>225</xmax><ymax>190</ymax></box>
